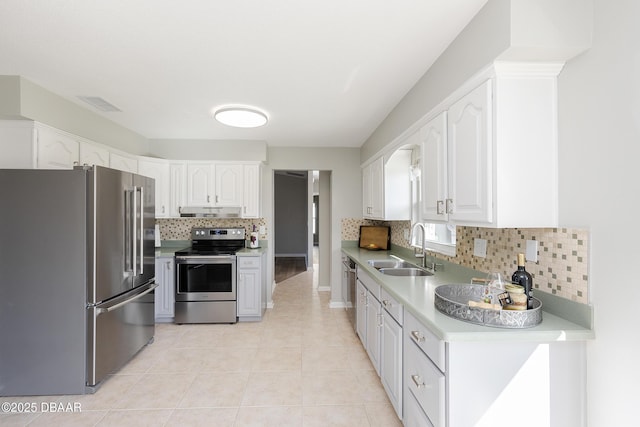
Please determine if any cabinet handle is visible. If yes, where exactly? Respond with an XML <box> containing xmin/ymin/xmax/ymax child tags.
<box><xmin>162</xmin><ymin>205</ymin><xmax>165</xmax><ymax>214</ymax></box>
<box><xmin>216</xmin><ymin>195</ymin><xmax>219</xmax><ymax>203</ymax></box>
<box><xmin>436</xmin><ymin>200</ymin><xmax>444</xmax><ymax>215</ymax></box>
<box><xmin>446</xmin><ymin>198</ymin><xmax>454</xmax><ymax>214</ymax></box>
<box><xmin>207</xmin><ymin>195</ymin><xmax>210</xmax><ymax>203</ymax></box>
<box><xmin>382</xmin><ymin>299</ymin><xmax>391</xmax><ymax>308</ymax></box>
<box><xmin>411</xmin><ymin>374</ymin><xmax>426</xmax><ymax>389</ymax></box>
<box><xmin>411</xmin><ymin>330</ymin><xmax>425</xmax><ymax>343</ymax></box>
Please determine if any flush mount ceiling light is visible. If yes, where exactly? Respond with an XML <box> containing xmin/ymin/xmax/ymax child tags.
<box><xmin>213</xmin><ymin>106</ymin><xmax>268</xmax><ymax>128</ymax></box>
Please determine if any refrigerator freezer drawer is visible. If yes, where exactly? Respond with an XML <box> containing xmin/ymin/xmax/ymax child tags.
<box><xmin>86</xmin><ymin>283</ymin><xmax>157</xmax><ymax>388</ymax></box>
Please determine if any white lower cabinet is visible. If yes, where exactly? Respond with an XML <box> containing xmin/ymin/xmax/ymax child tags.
<box><xmin>237</xmin><ymin>253</ymin><xmax>266</xmax><ymax>321</ymax></box>
<box><xmin>356</xmin><ymin>280</ymin><xmax>367</xmax><ymax>343</ymax></box>
<box><xmin>403</xmin><ymin>309</ymin><xmax>588</xmax><ymax>427</ymax></box>
<box><xmin>404</xmin><ymin>326</ymin><xmax>446</xmax><ymax>427</ymax></box>
<box><xmin>403</xmin><ymin>390</ymin><xmax>434</xmax><ymax>427</ymax></box>
<box><xmin>154</xmin><ymin>255</ymin><xmax>175</xmax><ymax>322</ymax></box>
<box><xmin>365</xmin><ymin>290</ymin><xmax>381</xmax><ymax>375</ymax></box>
<box><xmin>381</xmin><ymin>308</ymin><xmax>403</xmax><ymax>419</ymax></box>
<box><xmin>356</xmin><ymin>268</ymin><xmax>403</xmax><ymax>420</ymax></box>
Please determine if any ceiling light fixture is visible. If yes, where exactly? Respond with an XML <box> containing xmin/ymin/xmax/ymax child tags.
<box><xmin>213</xmin><ymin>106</ymin><xmax>268</xmax><ymax>128</ymax></box>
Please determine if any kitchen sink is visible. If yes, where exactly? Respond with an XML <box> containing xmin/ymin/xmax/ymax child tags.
<box><xmin>378</xmin><ymin>267</ymin><xmax>433</xmax><ymax>277</ymax></box>
<box><xmin>367</xmin><ymin>259</ymin><xmax>415</xmax><ymax>269</ymax></box>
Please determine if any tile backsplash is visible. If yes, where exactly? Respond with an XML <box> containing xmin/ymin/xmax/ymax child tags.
<box><xmin>157</xmin><ymin>218</ymin><xmax>267</xmax><ymax>241</ymax></box>
<box><xmin>342</xmin><ymin>218</ymin><xmax>589</xmax><ymax>304</ymax></box>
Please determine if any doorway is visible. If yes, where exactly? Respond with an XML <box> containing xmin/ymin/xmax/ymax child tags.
<box><xmin>273</xmin><ymin>170</ymin><xmax>329</xmax><ymax>286</ymax></box>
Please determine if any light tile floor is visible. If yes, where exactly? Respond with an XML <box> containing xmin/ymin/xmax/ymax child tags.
<box><xmin>1</xmin><ymin>269</ymin><xmax>402</xmax><ymax>427</ymax></box>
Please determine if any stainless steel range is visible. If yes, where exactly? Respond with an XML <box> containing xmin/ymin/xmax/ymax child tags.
<box><xmin>174</xmin><ymin>227</ymin><xmax>245</xmax><ymax>324</ymax></box>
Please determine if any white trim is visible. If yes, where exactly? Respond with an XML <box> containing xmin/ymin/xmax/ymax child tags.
<box><xmin>317</xmin><ymin>285</ymin><xmax>331</xmax><ymax>292</ymax></box>
<box><xmin>425</xmin><ymin>241</ymin><xmax>456</xmax><ymax>257</ymax></box>
<box><xmin>329</xmin><ymin>301</ymin><xmax>344</xmax><ymax>308</ymax></box>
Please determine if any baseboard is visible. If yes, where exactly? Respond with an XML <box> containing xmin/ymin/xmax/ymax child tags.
<box><xmin>317</xmin><ymin>285</ymin><xmax>330</xmax><ymax>292</ymax></box>
<box><xmin>329</xmin><ymin>301</ymin><xmax>346</xmax><ymax>308</ymax></box>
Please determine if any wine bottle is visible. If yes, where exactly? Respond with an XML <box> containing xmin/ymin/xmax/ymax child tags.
<box><xmin>511</xmin><ymin>253</ymin><xmax>533</xmax><ymax>309</ymax></box>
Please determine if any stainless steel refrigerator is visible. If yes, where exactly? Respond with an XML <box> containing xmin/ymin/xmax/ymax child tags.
<box><xmin>0</xmin><ymin>166</ymin><xmax>157</xmax><ymax>396</ymax></box>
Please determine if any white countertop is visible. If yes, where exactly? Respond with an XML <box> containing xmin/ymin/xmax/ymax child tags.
<box><xmin>342</xmin><ymin>245</ymin><xmax>594</xmax><ymax>343</ymax></box>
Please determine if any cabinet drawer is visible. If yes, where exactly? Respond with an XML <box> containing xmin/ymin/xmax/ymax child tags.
<box><xmin>356</xmin><ymin>267</ymin><xmax>380</xmax><ymax>300</ymax></box>
<box><xmin>403</xmin><ymin>387</ymin><xmax>434</xmax><ymax>427</ymax></box>
<box><xmin>237</xmin><ymin>256</ymin><xmax>260</xmax><ymax>269</ymax></box>
<box><xmin>405</xmin><ymin>310</ymin><xmax>445</xmax><ymax>372</ymax></box>
<box><xmin>380</xmin><ymin>287</ymin><xmax>403</xmax><ymax>325</ymax></box>
<box><xmin>405</xmin><ymin>338</ymin><xmax>445</xmax><ymax>427</ymax></box>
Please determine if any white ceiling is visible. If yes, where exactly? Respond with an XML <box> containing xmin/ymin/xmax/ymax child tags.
<box><xmin>0</xmin><ymin>0</ymin><xmax>487</xmax><ymax>147</ymax></box>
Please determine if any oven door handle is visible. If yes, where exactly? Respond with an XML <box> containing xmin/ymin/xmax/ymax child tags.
<box><xmin>175</xmin><ymin>255</ymin><xmax>236</xmax><ymax>262</ymax></box>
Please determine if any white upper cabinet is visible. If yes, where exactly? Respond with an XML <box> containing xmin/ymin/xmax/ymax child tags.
<box><xmin>243</xmin><ymin>163</ymin><xmax>261</xmax><ymax>218</ymax></box>
<box><xmin>186</xmin><ymin>163</ymin><xmax>214</xmax><ymax>206</ymax></box>
<box><xmin>362</xmin><ymin>156</ymin><xmax>384</xmax><ymax>219</ymax></box>
<box><xmin>420</xmin><ymin>112</ymin><xmax>448</xmax><ymax>222</ymax></box>
<box><xmin>79</xmin><ymin>141</ymin><xmax>110</xmax><ymax>167</ymax></box>
<box><xmin>35</xmin><ymin>126</ymin><xmax>79</xmax><ymax>169</ymax></box>
<box><xmin>363</xmin><ymin>149</ymin><xmax>412</xmax><ymax>221</ymax></box>
<box><xmin>169</xmin><ymin>162</ymin><xmax>186</xmax><ymax>217</ymax></box>
<box><xmin>214</xmin><ymin>163</ymin><xmax>243</xmax><ymax>207</ymax></box>
<box><xmin>446</xmin><ymin>79</ymin><xmax>492</xmax><ymax>224</ymax></box>
<box><xmin>184</xmin><ymin>162</ymin><xmax>258</xmax><ymax>217</ymax></box>
<box><xmin>418</xmin><ymin>62</ymin><xmax>562</xmax><ymax>228</ymax></box>
<box><xmin>138</xmin><ymin>157</ymin><xmax>170</xmax><ymax>217</ymax></box>
<box><xmin>109</xmin><ymin>152</ymin><xmax>138</xmax><ymax>173</ymax></box>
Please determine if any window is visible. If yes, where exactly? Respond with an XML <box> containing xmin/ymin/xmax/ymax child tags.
<box><xmin>409</xmin><ymin>152</ymin><xmax>456</xmax><ymax>257</ymax></box>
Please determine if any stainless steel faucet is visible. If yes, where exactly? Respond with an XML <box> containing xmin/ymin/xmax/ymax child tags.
<box><xmin>410</xmin><ymin>222</ymin><xmax>443</xmax><ymax>271</ymax></box>
<box><xmin>410</xmin><ymin>222</ymin><xmax>428</xmax><ymax>269</ymax></box>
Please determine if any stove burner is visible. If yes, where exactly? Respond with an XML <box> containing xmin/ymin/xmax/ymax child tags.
<box><xmin>175</xmin><ymin>227</ymin><xmax>246</xmax><ymax>257</ymax></box>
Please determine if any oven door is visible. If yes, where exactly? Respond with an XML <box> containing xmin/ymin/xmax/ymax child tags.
<box><xmin>175</xmin><ymin>255</ymin><xmax>236</xmax><ymax>301</ymax></box>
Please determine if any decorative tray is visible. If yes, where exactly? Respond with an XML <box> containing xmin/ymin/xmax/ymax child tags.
<box><xmin>434</xmin><ymin>284</ymin><xmax>542</xmax><ymax>329</ymax></box>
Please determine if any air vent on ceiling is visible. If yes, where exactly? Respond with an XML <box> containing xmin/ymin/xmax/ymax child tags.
<box><xmin>77</xmin><ymin>96</ymin><xmax>121</xmax><ymax>112</ymax></box>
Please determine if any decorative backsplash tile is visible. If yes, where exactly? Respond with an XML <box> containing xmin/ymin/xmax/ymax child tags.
<box><xmin>342</xmin><ymin>218</ymin><xmax>590</xmax><ymax>304</ymax></box>
<box><xmin>157</xmin><ymin>218</ymin><xmax>267</xmax><ymax>240</ymax></box>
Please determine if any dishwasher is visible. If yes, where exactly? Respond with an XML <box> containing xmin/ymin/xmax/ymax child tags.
<box><xmin>342</xmin><ymin>255</ymin><xmax>357</xmax><ymax>332</ymax></box>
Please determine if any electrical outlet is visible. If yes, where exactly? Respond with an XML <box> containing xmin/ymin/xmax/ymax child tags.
<box><xmin>259</xmin><ymin>225</ymin><xmax>266</xmax><ymax>235</ymax></box>
<box><xmin>473</xmin><ymin>238</ymin><xmax>487</xmax><ymax>258</ymax></box>
<box><xmin>526</xmin><ymin>240</ymin><xmax>538</xmax><ymax>262</ymax></box>
<box><xmin>403</xmin><ymin>229</ymin><xmax>410</xmax><ymax>240</ymax></box>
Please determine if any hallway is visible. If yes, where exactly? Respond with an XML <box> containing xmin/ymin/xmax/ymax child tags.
<box><xmin>1</xmin><ymin>263</ymin><xmax>400</xmax><ymax>426</ymax></box>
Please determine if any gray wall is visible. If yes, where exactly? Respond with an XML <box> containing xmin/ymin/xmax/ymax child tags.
<box><xmin>265</xmin><ymin>147</ymin><xmax>362</xmax><ymax>306</ymax></box>
<box><xmin>274</xmin><ymin>172</ymin><xmax>308</xmax><ymax>256</ymax></box>
<box><xmin>556</xmin><ymin>1</ymin><xmax>639</xmax><ymax>424</ymax></box>
<box><xmin>0</xmin><ymin>76</ymin><xmax>149</xmax><ymax>155</ymax></box>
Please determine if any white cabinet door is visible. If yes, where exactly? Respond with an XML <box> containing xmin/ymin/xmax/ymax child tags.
<box><xmin>79</xmin><ymin>141</ymin><xmax>109</xmax><ymax>167</ymax></box>
<box><xmin>356</xmin><ymin>280</ymin><xmax>367</xmax><ymax>345</ymax></box>
<box><xmin>242</xmin><ymin>163</ymin><xmax>261</xmax><ymax>218</ymax></box>
<box><xmin>186</xmin><ymin>163</ymin><xmax>214</xmax><ymax>206</ymax></box>
<box><xmin>237</xmin><ymin>255</ymin><xmax>263</xmax><ymax>320</ymax></box>
<box><xmin>110</xmin><ymin>152</ymin><xmax>138</xmax><ymax>173</ymax></box>
<box><xmin>447</xmin><ymin>80</ymin><xmax>492</xmax><ymax>224</ymax></box>
<box><xmin>362</xmin><ymin>157</ymin><xmax>384</xmax><ymax>219</ymax></box>
<box><xmin>215</xmin><ymin>164</ymin><xmax>243</xmax><ymax>206</ymax></box>
<box><xmin>381</xmin><ymin>310</ymin><xmax>403</xmax><ymax>419</ymax></box>
<box><xmin>35</xmin><ymin>127</ymin><xmax>79</xmax><ymax>169</ymax></box>
<box><xmin>169</xmin><ymin>162</ymin><xmax>186</xmax><ymax>217</ymax></box>
<box><xmin>365</xmin><ymin>290</ymin><xmax>381</xmax><ymax>375</ymax></box>
<box><xmin>420</xmin><ymin>112</ymin><xmax>448</xmax><ymax>222</ymax></box>
<box><xmin>138</xmin><ymin>158</ymin><xmax>170</xmax><ymax>217</ymax></box>
<box><xmin>154</xmin><ymin>256</ymin><xmax>175</xmax><ymax>321</ymax></box>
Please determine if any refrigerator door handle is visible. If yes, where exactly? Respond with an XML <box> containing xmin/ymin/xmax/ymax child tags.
<box><xmin>95</xmin><ymin>282</ymin><xmax>158</xmax><ymax>315</ymax></box>
<box><xmin>131</xmin><ymin>186</ymin><xmax>138</xmax><ymax>277</ymax></box>
<box><xmin>137</xmin><ymin>185</ymin><xmax>144</xmax><ymax>275</ymax></box>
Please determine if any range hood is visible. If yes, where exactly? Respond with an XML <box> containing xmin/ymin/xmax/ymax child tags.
<box><xmin>179</xmin><ymin>206</ymin><xmax>241</xmax><ymax>218</ymax></box>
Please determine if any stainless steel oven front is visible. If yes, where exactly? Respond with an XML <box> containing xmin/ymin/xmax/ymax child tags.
<box><xmin>174</xmin><ymin>254</ymin><xmax>237</xmax><ymax>323</ymax></box>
